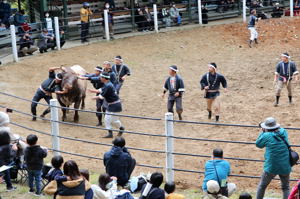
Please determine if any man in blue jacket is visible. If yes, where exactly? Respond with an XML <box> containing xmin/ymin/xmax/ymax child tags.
<box><xmin>103</xmin><ymin>137</ymin><xmax>135</xmax><ymax>186</ymax></box>
<box><xmin>256</xmin><ymin>117</ymin><xmax>291</xmax><ymax>199</ymax></box>
<box><xmin>112</xmin><ymin>55</ymin><xmax>131</xmax><ymax>94</ymax></box>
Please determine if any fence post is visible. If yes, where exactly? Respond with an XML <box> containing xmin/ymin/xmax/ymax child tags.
<box><xmin>290</xmin><ymin>0</ymin><xmax>294</xmax><ymax>17</ymax></box>
<box><xmin>50</xmin><ymin>99</ymin><xmax>60</xmax><ymax>156</ymax></box>
<box><xmin>10</xmin><ymin>25</ymin><xmax>18</xmax><ymax>62</ymax></box>
<box><xmin>198</xmin><ymin>0</ymin><xmax>202</xmax><ymax>25</ymax></box>
<box><xmin>104</xmin><ymin>10</ymin><xmax>110</xmax><ymax>41</ymax></box>
<box><xmin>243</xmin><ymin>0</ymin><xmax>246</xmax><ymax>22</ymax></box>
<box><xmin>54</xmin><ymin>17</ymin><xmax>61</xmax><ymax>51</ymax></box>
<box><xmin>165</xmin><ymin>112</ymin><xmax>174</xmax><ymax>183</ymax></box>
<box><xmin>153</xmin><ymin>4</ymin><xmax>159</xmax><ymax>33</ymax></box>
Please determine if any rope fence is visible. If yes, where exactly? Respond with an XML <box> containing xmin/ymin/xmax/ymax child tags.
<box><xmin>1</xmin><ymin>91</ymin><xmax>300</xmax><ymax>184</ymax></box>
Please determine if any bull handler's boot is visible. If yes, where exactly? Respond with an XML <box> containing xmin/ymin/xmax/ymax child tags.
<box><xmin>208</xmin><ymin>110</ymin><xmax>212</xmax><ymax>119</ymax></box>
<box><xmin>118</xmin><ymin>127</ymin><xmax>125</xmax><ymax>137</ymax></box>
<box><xmin>103</xmin><ymin>130</ymin><xmax>113</xmax><ymax>138</ymax></box>
<box><xmin>96</xmin><ymin>115</ymin><xmax>103</xmax><ymax>126</ymax></box>
<box><xmin>32</xmin><ymin>115</ymin><xmax>37</xmax><ymax>121</ymax></box>
<box><xmin>248</xmin><ymin>40</ymin><xmax>252</xmax><ymax>48</ymax></box>
<box><xmin>178</xmin><ymin>113</ymin><xmax>182</xmax><ymax>121</ymax></box>
<box><xmin>40</xmin><ymin>108</ymin><xmax>50</xmax><ymax>118</ymax></box>
<box><xmin>274</xmin><ymin>96</ymin><xmax>280</xmax><ymax>107</ymax></box>
<box><xmin>216</xmin><ymin>115</ymin><xmax>220</xmax><ymax>122</ymax></box>
<box><xmin>254</xmin><ymin>38</ymin><xmax>258</xmax><ymax>44</ymax></box>
<box><xmin>289</xmin><ymin>96</ymin><xmax>293</xmax><ymax>104</ymax></box>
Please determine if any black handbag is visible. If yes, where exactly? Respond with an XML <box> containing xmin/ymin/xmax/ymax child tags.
<box><xmin>278</xmin><ymin>135</ymin><xmax>299</xmax><ymax>166</ymax></box>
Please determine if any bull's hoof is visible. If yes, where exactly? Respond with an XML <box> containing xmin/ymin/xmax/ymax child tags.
<box><xmin>62</xmin><ymin>117</ymin><xmax>66</xmax><ymax>121</ymax></box>
<box><xmin>74</xmin><ymin>117</ymin><xmax>79</xmax><ymax>123</ymax></box>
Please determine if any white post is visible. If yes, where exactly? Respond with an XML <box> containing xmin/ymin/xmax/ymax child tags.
<box><xmin>165</xmin><ymin>112</ymin><xmax>174</xmax><ymax>183</ymax></box>
<box><xmin>198</xmin><ymin>0</ymin><xmax>202</xmax><ymax>24</ymax></box>
<box><xmin>10</xmin><ymin>25</ymin><xmax>18</xmax><ymax>62</ymax></box>
<box><xmin>290</xmin><ymin>0</ymin><xmax>294</xmax><ymax>17</ymax></box>
<box><xmin>153</xmin><ymin>4</ymin><xmax>159</xmax><ymax>33</ymax></box>
<box><xmin>50</xmin><ymin>99</ymin><xmax>60</xmax><ymax>156</ymax></box>
<box><xmin>54</xmin><ymin>17</ymin><xmax>61</xmax><ymax>50</ymax></box>
<box><xmin>104</xmin><ymin>10</ymin><xmax>110</xmax><ymax>41</ymax></box>
<box><xmin>243</xmin><ymin>0</ymin><xmax>246</xmax><ymax>22</ymax></box>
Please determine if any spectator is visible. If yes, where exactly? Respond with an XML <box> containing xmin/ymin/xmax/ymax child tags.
<box><xmin>135</xmin><ymin>7</ymin><xmax>147</xmax><ymax>32</ymax></box>
<box><xmin>0</xmin><ymin>130</ymin><xmax>17</xmax><ymax>191</ymax></box>
<box><xmin>53</xmin><ymin>29</ymin><xmax>66</xmax><ymax>49</ymax></box>
<box><xmin>271</xmin><ymin>3</ymin><xmax>283</xmax><ymax>18</ymax></box>
<box><xmin>102</xmin><ymin>3</ymin><xmax>114</xmax><ymax>40</ymax></box>
<box><xmin>288</xmin><ymin>180</ymin><xmax>300</xmax><ymax>199</ymax></box>
<box><xmin>80</xmin><ymin>2</ymin><xmax>93</xmax><ymax>43</ymax></box>
<box><xmin>38</xmin><ymin>28</ymin><xmax>55</xmax><ymax>53</ymax></box>
<box><xmin>80</xmin><ymin>169</ymin><xmax>94</xmax><ymax>199</ymax></box>
<box><xmin>0</xmin><ymin>0</ymin><xmax>11</xmax><ymax>28</ymax></box>
<box><xmin>14</xmin><ymin>9</ymin><xmax>27</xmax><ymax>35</ymax></box>
<box><xmin>44</xmin><ymin>160</ymin><xmax>92</xmax><ymax>199</ymax></box>
<box><xmin>103</xmin><ymin>137</ymin><xmax>136</xmax><ymax>187</ymax></box>
<box><xmin>161</xmin><ymin>7</ymin><xmax>171</xmax><ymax>27</ymax></box>
<box><xmin>45</xmin><ymin>155</ymin><xmax>64</xmax><ymax>182</ymax></box>
<box><xmin>202</xmin><ymin>6</ymin><xmax>208</xmax><ymax>24</ymax></box>
<box><xmin>44</xmin><ymin>12</ymin><xmax>53</xmax><ymax>34</ymax></box>
<box><xmin>17</xmin><ymin>32</ymin><xmax>37</xmax><ymax>57</ymax></box>
<box><xmin>256</xmin><ymin>117</ymin><xmax>291</xmax><ymax>199</ymax></box>
<box><xmin>0</xmin><ymin>22</ymin><xmax>6</xmax><ymax>31</ymax></box>
<box><xmin>239</xmin><ymin>192</ymin><xmax>252</xmax><ymax>199</ymax></box>
<box><xmin>143</xmin><ymin>6</ymin><xmax>154</xmax><ymax>31</ymax></box>
<box><xmin>164</xmin><ymin>182</ymin><xmax>185</xmax><ymax>199</ymax></box>
<box><xmin>24</xmin><ymin>134</ymin><xmax>48</xmax><ymax>196</ymax></box>
<box><xmin>169</xmin><ymin>3</ymin><xmax>181</xmax><ymax>25</ymax></box>
<box><xmin>202</xmin><ymin>148</ymin><xmax>236</xmax><ymax>198</ymax></box>
<box><xmin>139</xmin><ymin>172</ymin><xmax>165</xmax><ymax>199</ymax></box>
<box><xmin>105</xmin><ymin>0</ymin><xmax>116</xmax><ymax>9</ymax></box>
<box><xmin>91</xmin><ymin>173</ymin><xmax>118</xmax><ymax>199</ymax></box>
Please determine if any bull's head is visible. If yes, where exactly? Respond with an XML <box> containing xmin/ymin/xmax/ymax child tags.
<box><xmin>60</xmin><ymin>72</ymin><xmax>78</xmax><ymax>94</ymax></box>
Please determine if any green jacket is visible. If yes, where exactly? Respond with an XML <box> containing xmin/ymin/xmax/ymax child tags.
<box><xmin>256</xmin><ymin>128</ymin><xmax>291</xmax><ymax>175</ymax></box>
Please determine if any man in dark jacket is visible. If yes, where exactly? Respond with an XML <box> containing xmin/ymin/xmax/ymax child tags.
<box><xmin>139</xmin><ymin>172</ymin><xmax>165</xmax><ymax>199</ymax></box>
<box><xmin>18</xmin><ymin>32</ymin><xmax>37</xmax><ymax>57</ymax></box>
<box><xmin>24</xmin><ymin>134</ymin><xmax>47</xmax><ymax>196</ymax></box>
<box><xmin>103</xmin><ymin>137</ymin><xmax>135</xmax><ymax>186</ymax></box>
<box><xmin>112</xmin><ymin>55</ymin><xmax>130</xmax><ymax>94</ymax></box>
<box><xmin>31</xmin><ymin>67</ymin><xmax>64</xmax><ymax>121</ymax></box>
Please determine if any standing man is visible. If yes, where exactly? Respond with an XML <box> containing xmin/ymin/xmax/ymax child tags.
<box><xmin>80</xmin><ymin>2</ymin><xmax>93</xmax><ymax>43</ymax></box>
<box><xmin>91</xmin><ymin>72</ymin><xmax>125</xmax><ymax>138</ymax></box>
<box><xmin>256</xmin><ymin>117</ymin><xmax>291</xmax><ymax>199</ymax></box>
<box><xmin>200</xmin><ymin>63</ymin><xmax>227</xmax><ymax>122</ymax></box>
<box><xmin>112</xmin><ymin>56</ymin><xmax>131</xmax><ymax>94</ymax></box>
<box><xmin>79</xmin><ymin>66</ymin><xmax>105</xmax><ymax>126</ymax></box>
<box><xmin>248</xmin><ymin>9</ymin><xmax>259</xmax><ymax>48</ymax></box>
<box><xmin>31</xmin><ymin>67</ymin><xmax>63</xmax><ymax>121</ymax></box>
<box><xmin>274</xmin><ymin>53</ymin><xmax>299</xmax><ymax>106</ymax></box>
<box><xmin>162</xmin><ymin>65</ymin><xmax>185</xmax><ymax>120</ymax></box>
<box><xmin>103</xmin><ymin>61</ymin><xmax>118</xmax><ymax>89</ymax></box>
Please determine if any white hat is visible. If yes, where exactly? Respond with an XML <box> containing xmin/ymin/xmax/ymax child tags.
<box><xmin>260</xmin><ymin>117</ymin><xmax>280</xmax><ymax>130</ymax></box>
<box><xmin>207</xmin><ymin>180</ymin><xmax>220</xmax><ymax>194</ymax></box>
<box><xmin>0</xmin><ymin>111</ymin><xmax>10</xmax><ymax>126</ymax></box>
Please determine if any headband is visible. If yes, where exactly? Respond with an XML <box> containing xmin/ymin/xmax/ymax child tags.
<box><xmin>208</xmin><ymin>64</ymin><xmax>216</xmax><ymax>70</ymax></box>
<box><xmin>55</xmin><ymin>74</ymin><xmax>62</xmax><ymax>80</ymax></box>
<box><xmin>169</xmin><ymin>67</ymin><xmax>178</xmax><ymax>72</ymax></box>
<box><xmin>94</xmin><ymin>67</ymin><xmax>103</xmax><ymax>72</ymax></box>
<box><xmin>100</xmin><ymin>74</ymin><xmax>110</xmax><ymax>79</ymax></box>
<box><xmin>281</xmin><ymin>54</ymin><xmax>290</xmax><ymax>59</ymax></box>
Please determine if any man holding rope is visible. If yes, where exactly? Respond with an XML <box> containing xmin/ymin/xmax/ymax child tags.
<box><xmin>31</xmin><ymin>67</ymin><xmax>64</xmax><ymax>121</ymax></box>
<box><xmin>162</xmin><ymin>65</ymin><xmax>185</xmax><ymax>120</ymax></box>
<box><xmin>91</xmin><ymin>72</ymin><xmax>125</xmax><ymax>138</ymax></box>
<box><xmin>274</xmin><ymin>53</ymin><xmax>299</xmax><ymax>107</ymax></box>
<box><xmin>80</xmin><ymin>2</ymin><xmax>93</xmax><ymax>43</ymax></box>
<box><xmin>200</xmin><ymin>63</ymin><xmax>227</xmax><ymax>122</ymax></box>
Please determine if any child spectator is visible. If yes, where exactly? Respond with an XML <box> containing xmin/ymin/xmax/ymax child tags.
<box><xmin>139</xmin><ymin>172</ymin><xmax>165</xmax><ymax>199</ymax></box>
<box><xmin>80</xmin><ymin>169</ymin><xmax>94</xmax><ymax>199</ymax></box>
<box><xmin>91</xmin><ymin>173</ymin><xmax>118</xmax><ymax>199</ymax></box>
<box><xmin>239</xmin><ymin>192</ymin><xmax>252</xmax><ymax>199</ymax></box>
<box><xmin>289</xmin><ymin>180</ymin><xmax>300</xmax><ymax>199</ymax></box>
<box><xmin>24</xmin><ymin>134</ymin><xmax>48</xmax><ymax>196</ymax></box>
<box><xmin>0</xmin><ymin>130</ymin><xmax>18</xmax><ymax>191</ymax></box>
<box><xmin>46</xmin><ymin>155</ymin><xmax>64</xmax><ymax>182</ymax></box>
<box><xmin>164</xmin><ymin>182</ymin><xmax>185</xmax><ymax>199</ymax></box>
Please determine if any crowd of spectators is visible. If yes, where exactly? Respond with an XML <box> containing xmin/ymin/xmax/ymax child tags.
<box><xmin>1</xmin><ymin>109</ymin><xmax>299</xmax><ymax>199</ymax></box>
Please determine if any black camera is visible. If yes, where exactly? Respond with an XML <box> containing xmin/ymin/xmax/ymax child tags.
<box><xmin>6</xmin><ymin>108</ymin><xmax>13</xmax><ymax>113</ymax></box>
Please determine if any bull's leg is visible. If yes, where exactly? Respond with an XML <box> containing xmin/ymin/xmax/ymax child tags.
<box><xmin>58</xmin><ymin>98</ymin><xmax>67</xmax><ymax>121</ymax></box>
<box><xmin>74</xmin><ymin>100</ymin><xmax>81</xmax><ymax>123</ymax></box>
<box><xmin>81</xmin><ymin>95</ymin><xmax>86</xmax><ymax>110</ymax></box>
<box><xmin>66</xmin><ymin>105</ymin><xmax>70</xmax><ymax>114</ymax></box>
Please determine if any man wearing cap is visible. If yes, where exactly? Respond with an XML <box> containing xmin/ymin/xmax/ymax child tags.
<box><xmin>256</xmin><ymin>117</ymin><xmax>291</xmax><ymax>199</ymax></box>
<box><xmin>91</xmin><ymin>72</ymin><xmax>125</xmax><ymax>138</ymax></box>
<box><xmin>80</xmin><ymin>2</ymin><xmax>93</xmax><ymax>43</ymax></box>
<box><xmin>200</xmin><ymin>63</ymin><xmax>227</xmax><ymax>122</ymax></box>
<box><xmin>31</xmin><ymin>67</ymin><xmax>64</xmax><ymax>121</ymax></box>
<box><xmin>112</xmin><ymin>55</ymin><xmax>131</xmax><ymax>94</ymax></box>
<box><xmin>79</xmin><ymin>66</ymin><xmax>105</xmax><ymax>126</ymax></box>
<box><xmin>274</xmin><ymin>52</ymin><xmax>299</xmax><ymax>106</ymax></box>
<box><xmin>162</xmin><ymin>65</ymin><xmax>185</xmax><ymax>120</ymax></box>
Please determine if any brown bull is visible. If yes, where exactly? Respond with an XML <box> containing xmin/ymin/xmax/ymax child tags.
<box><xmin>56</xmin><ymin>65</ymin><xmax>87</xmax><ymax>122</ymax></box>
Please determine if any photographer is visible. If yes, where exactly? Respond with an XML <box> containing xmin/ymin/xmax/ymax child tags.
<box><xmin>18</xmin><ymin>32</ymin><xmax>37</xmax><ymax>57</ymax></box>
<box><xmin>256</xmin><ymin>117</ymin><xmax>291</xmax><ymax>199</ymax></box>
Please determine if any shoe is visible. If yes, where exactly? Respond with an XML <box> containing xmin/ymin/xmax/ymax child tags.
<box><xmin>28</xmin><ymin>188</ymin><xmax>35</xmax><ymax>194</ymax></box>
<box><xmin>178</xmin><ymin>114</ymin><xmax>182</xmax><ymax>120</ymax></box>
<box><xmin>96</xmin><ymin>122</ymin><xmax>102</xmax><ymax>126</ymax></box>
<box><xmin>103</xmin><ymin>131</ymin><xmax>113</xmax><ymax>138</ymax></box>
<box><xmin>7</xmin><ymin>186</ymin><xmax>16</xmax><ymax>192</ymax></box>
<box><xmin>34</xmin><ymin>192</ymin><xmax>41</xmax><ymax>196</ymax></box>
<box><xmin>40</xmin><ymin>114</ymin><xmax>45</xmax><ymax>118</ymax></box>
<box><xmin>32</xmin><ymin>116</ymin><xmax>37</xmax><ymax>121</ymax></box>
<box><xmin>208</xmin><ymin>111</ymin><xmax>212</xmax><ymax>119</ymax></box>
<box><xmin>118</xmin><ymin>127</ymin><xmax>125</xmax><ymax>136</ymax></box>
<box><xmin>274</xmin><ymin>102</ymin><xmax>278</xmax><ymax>107</ymax></box>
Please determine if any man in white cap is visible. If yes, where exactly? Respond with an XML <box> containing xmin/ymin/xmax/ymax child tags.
<box><xmin>256</xmin><ymin>117</ymin><xmax>291</xmax><ymax>199</ymax></box>
<box><xmin>162</xmin><ymin>65</ymin><xmax>185</xmax><ymax>120</ymax></box>
<box><xmin>200</xmin><ymin>63</ymin><xmax>227</xmax><ymax>122</ymax></box>
<box><xmin>112</xmin><ymin>55</ymin><xmax>131</xmax><ymax>94</ymax></box>
<box><xmin>274</xmin><ymin>52</ymin><xmax>298</xmax><ymax>106</ymax></box>
<box><xmin>31</xmin><ymin>67</ymin><xmax>64</xmax><ymax>121</ymax></box>
<box><xmin>91</xmin><ymin>72</ymin><xmax>125</xmax><ymax>138</ymax></box>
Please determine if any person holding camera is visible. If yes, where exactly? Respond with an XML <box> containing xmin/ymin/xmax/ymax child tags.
<box><xmin>18</xmin><ymin>32</ymin><xmax>37</xmax><ymax>57</ymax></box>
<box><xmin>80</xmin><ymin>2</ymin><xmax>93</xmax><ymax>43</ymax></box>
<box><xmin>256</xmin><ymin>117</ymin><xmax>291</xmax><ymax>199</ymax></box>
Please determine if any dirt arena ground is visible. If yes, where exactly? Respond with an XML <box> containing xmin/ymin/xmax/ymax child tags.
<box><xmin>1</xmin><ymin>17</ymin><xmax>300</xmax><ymax>193</ymax></box>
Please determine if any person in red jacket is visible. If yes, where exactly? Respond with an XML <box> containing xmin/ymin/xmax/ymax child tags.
<box><xmin>289</xmin><ymin>180</ymin><xmax>300</xmax><ymax>199</ymax></box>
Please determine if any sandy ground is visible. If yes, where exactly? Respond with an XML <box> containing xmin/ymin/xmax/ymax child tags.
<box><xmin>1</xmin><ymin>17</ymin><xmax>300</xmax><ymax>192</ymax></box>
